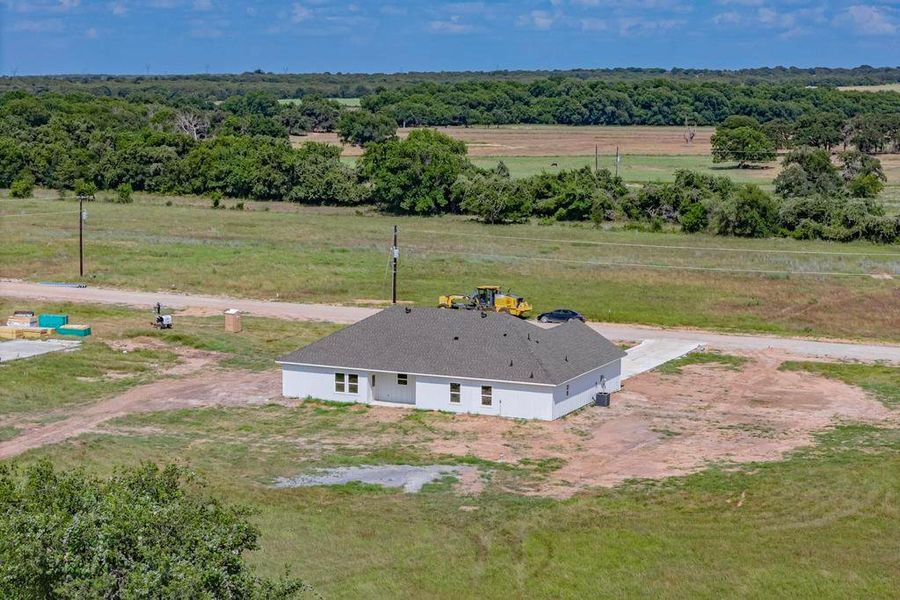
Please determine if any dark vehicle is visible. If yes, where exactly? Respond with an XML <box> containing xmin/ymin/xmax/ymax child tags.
<box><xmin>537</xmin><ymin>309</ymin><xmax>586</xmax><ymax>324</ymax></box>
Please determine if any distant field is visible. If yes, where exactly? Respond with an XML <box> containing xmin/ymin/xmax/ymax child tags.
<box><xmin>470</xmin><ymin>154</ymin><xmax>780</xmax><ymax>183</ymax></box>
<box><xmin>2</xmin><ymin>196</ymin><xmax>897</xmax><ymax>341</ymax></box>
<box><xmin>838</xmin><ymin>83</ymin><xmax>900</xmax><ymax>93</ymax></box>
<box><xmin>303</xmin><ymin>125</ymin><xmax>715</xmax><ymax>157</ymax></box>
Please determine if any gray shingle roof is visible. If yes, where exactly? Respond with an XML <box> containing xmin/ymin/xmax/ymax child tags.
<box><xmin>277</xmin><ymin>307</ymin><xmax>625</xmax><ymax>385</ymax></box>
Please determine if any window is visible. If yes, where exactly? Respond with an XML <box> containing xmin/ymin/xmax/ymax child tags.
<box><xmin>397</xmin><ymin>373</ymin><xmax>408</xmax><ymax>386</ymax></box>
<box><xmin>335</xmin><ymin>373</ymin><xmax>358</xmax><ymax>394</ymax></box>
<box><xmin>481</xmin><ymin>385</ymin><xmax>492</xmax><ymax>406</ymax></box>
<box><xmin>450</xmin><ymin>382</ymin><xmax>461</xmax><ymax>404</ymax></box>
<box><xmin>566</xmin><ymin>384</ymin><xmax>570</xmax><ymax>397</ymax></box>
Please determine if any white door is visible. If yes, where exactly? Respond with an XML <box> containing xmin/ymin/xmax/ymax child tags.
<box><xmin>374</xmin><ymin>373</ymin><xmax>415</xmax><ymax>404</ymax></box>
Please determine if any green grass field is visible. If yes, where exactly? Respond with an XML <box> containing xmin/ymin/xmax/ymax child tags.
<box><xmin>2</xmin><ymin>196</ymin><xmax>898</xmax><ymax>341</ymax></box>
<box><xmin>8</xmin><ymin>405</ymin><xmax>898</xmax><ymax>598</ymax></box>
<box><xmin>470</xmin><ymin>154</ymin><xmax>779</xmax><ymax>183</ymax></box>
<box><xmin>2</xmin><ymin>299</ymin><xmax>898</xmax><ymax>597</ymax></box>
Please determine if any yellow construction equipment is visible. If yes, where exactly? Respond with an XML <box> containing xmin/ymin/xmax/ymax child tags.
<box><xmin>438</xmin><ymin>285</ymin><xmax>532</xmax><ymax>318</ymax></box>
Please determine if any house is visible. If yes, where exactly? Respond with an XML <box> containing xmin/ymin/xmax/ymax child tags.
<box><xmin>277</xmin><ymin>306</ymin><xmax>626</xmax><ymax>420</ymax></box>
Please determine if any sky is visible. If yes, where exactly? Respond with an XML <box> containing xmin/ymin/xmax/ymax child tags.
<box><xmin>1</xmin><ymin>1</ymin><xmax>898</xmax><ymax>75</ymax></box>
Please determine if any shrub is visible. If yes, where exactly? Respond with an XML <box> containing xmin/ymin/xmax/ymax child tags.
<box><xmin>115</xmin><ymin>182</ymin><xmax>134</xmax><ymax>203</ymax></box>
<box><xmin>73</xmin><ymin>178</ymin><xmax>97</xmax><ymax>199</ymax></box>
<box><xmin>708</xmin><ymin>184</ymin><xmax>779</xmax><ymax>238</ymax></box>
<box><xmin>679</xmin><ymin>201</ymin><xmax>709</xmax><ymax>233</ymax></box>
<box><xmin>847</xmin><ymin>173</ymin><xmax>884</xmax><ymax>198</ymax></box>
<box><xmin>0</xmin><ymin>461</ymin><xmax>309</xmax><ymax>598</ymax></box>
<box><xmin>9</xmin><ymin>173</ymin><xmax>34</xmax><ymax>198</ymax></box>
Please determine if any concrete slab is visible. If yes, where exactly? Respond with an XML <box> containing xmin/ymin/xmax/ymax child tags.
<box><xmin>621</xmin><ymin>338</ymin><xmax>703</xmax><ymax>380</ymax></box>
<box><xmin>0</xmin><ymin>339</ymin><xmax>81</xmax><ymax>362</ymax></box>
<box><xmin>273</xmin><ymin>465</ymin><xmax>477</xmax><ymax>493</ymax></box>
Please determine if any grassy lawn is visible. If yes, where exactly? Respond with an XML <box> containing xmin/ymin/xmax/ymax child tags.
<box><xmin>469</xmin><ymin>154</ymin><xmax>779</xmax><ymax>183</ymax></box>
<box><xmin>9</xmin><ymin>408</ymin><xmax>898</xmax><ymax>598</ymax></box>
<box><xmin>0</xmin><ymin>298</ymin><xmax>339</xmax><ymax>414</ymax></box>
<box><xmin>780</xmin><ymin>361</ymin><xmax>900</xmax><ymax>408</ymax></box>
<box><xmin>2</xmin><ymin>197</ymin><xmax>897</xmax><ymax>342</ymax></box>
<box><xmin>656</xmin><ymin>351</ymin><xmax>749</xmax><ymax>375</ymax></box>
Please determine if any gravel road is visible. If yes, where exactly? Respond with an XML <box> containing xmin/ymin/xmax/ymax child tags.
<box><xmin>3</xmin><ymin>279</ymin><xmax>898</xmax><ymax>363</ymax></box>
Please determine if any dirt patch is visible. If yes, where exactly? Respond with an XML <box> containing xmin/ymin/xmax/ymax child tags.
<box><xmin>274</xmin><ymin>464</ymin><xmax>478</xmax><ymax>493</ymax></box>
<box><xmin>299</xmin><ymin>125</ymin><xmax>715</xmax><ymax>157</ymax></box>
<box><xmin>0</xmin><ymin>335</ymin><xmax>280</xmax><ymax>460</ymax></box>
<box><xmin>424</xmin><ymin>351</ymin><xmax>895</xmax><ymax>497</ymax></box>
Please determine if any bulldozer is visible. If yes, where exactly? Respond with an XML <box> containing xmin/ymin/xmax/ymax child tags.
<box><xmin>438</xmin><ymin>285</ymin><xmax>532</xmax><ymax>318</ymax></box>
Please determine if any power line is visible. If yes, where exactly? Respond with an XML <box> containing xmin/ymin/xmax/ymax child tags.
<box><xmin>404</xmin><ymin>229</ymin><xmax>900</xmax><ymax>258</ymax></box>
<box><xmin>0</xmin><ymin>209</ymin><xmax>81</xmax><ymax>218</ymax></box>
<box><xmin>403</xmin><ymin>246</ymin><xmax>894</xmax><ymax>279</ymax></box>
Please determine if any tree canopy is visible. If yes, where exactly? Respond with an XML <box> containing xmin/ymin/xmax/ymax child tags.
<box><xmin>0</xmin><ymin>461</ymin><xmax>309</xmax><ymax>599</ymax></box>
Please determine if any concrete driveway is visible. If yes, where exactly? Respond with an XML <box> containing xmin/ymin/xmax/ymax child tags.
<box><xmin>0</xmin><ymin>339</ymin><xmax>81</xmax><ymax>362</ymax></box>
<box><xmin>621</xmin><ymin>339</ymin><xmax>703</xmax><ymax>380</ymax></box>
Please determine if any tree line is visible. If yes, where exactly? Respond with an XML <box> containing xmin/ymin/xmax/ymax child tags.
<box><xmin>360</xmin><ymin>79</ymin><xmax>900</xmax><ymax>127</ymax></box>
<box><xmin>2</xmin><ymin>91</ymin><xmax>897</xmax><ymax>244</ymax></box>
<box><xmin>3</xmin><ymin>65</ymin><xmax>900</xmax><ymax>101</ymax></box>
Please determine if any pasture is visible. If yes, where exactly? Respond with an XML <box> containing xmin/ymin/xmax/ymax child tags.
<box><xmin>0</xmin><ymin>295</ymin><xmax>898</xmax><ymax>599</ymax></box>
<box><xmin>2</xmin><ymin>196</ymin><xmax>898</xmax><ymax>341</ymax></box>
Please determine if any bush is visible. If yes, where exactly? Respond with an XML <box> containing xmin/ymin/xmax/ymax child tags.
<box><xmin>73</xmin><ymin>178</ymin><xmax>97</xmax><ymax>199</ymax></box>
<box><xmin>0</xmin><ymin>461</ymin><xmax>309</xmax><ymax>598</ymax></box>
<box><xmin>847</xmin><ymin>173</ymin><xmax>884</xmax><ymax>198</ymax></box>
<box><xmin>458</xmin><ymin>174</ymin><xmax>531</xmax><ymax>224</ymax></box>
<box><xmin>115</xmin><ymin>182</ymin><xmax>133</xmax><ymax>203</ymax></box>
<box><xmin>708</xmin><ymin>184</ymin><xmax>779</xmax><ymax>238</ymax></box>
<box><xmin>9</xmin><ymin>173</ymin><xmax>34</xmax><ymax>198</ymax></box>
<box><xmin>679</xmin><ymin>201</ymin><xmax>709</xmax><ymax>233</ymax></box>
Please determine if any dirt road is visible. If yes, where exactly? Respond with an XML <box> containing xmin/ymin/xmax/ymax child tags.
<box><xmin>3</xmin><ymin>280</ymin><xmax>898</xmax><ymax>363</ymax></box>
<box><xmin>0</xmin><ymin>367</ymin><xmax>279</xmax><ymax>460</ymax></box>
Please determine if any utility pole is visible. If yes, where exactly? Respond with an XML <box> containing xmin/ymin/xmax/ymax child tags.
<box><xmin>615</xmin><ymin>146</ymin><xmax>620</xmax><ymax>179</ymax></box>
<box><xmin>77</xmin><ymin>194</ymin><xmax>87</xmax><ymax>277</ymax></box>
<box><xmin>390</xmin><ymin>225</ymin><xmax>398</xmax><ymax>304</ymax></box>
<box><xmin>594</xmin><ymin>144</ymin><xmax>598</xmax><ymax>173</ymax></box>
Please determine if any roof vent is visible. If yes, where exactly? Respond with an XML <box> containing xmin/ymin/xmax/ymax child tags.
<box><xmin>480</xmin><ymin>311</ymin><xmax>487</xmax><ymax>318</ymax></box>
<box><xmin>503</xmin><ymin>332</ymin><xmax>507</xmax><ymax>337</ymax></box>
<box><xmin>404</xmin><ymin>307</ymin><xmax>411</xmax><ymax>314</ymax></box>
<box><xmin>529</xmin><ymin>371</ymin><xmax>534</xmax><ymax>379</ymax></box>
<box><xmin>509</xmin><ymin>359</ymin><xmax>513</xmax><ymax>367</ymax></box>
<box><xmin>565</xmin><ymin>355</ymin><xmax>568</xmax><ymax>362</ymax></box>
<box><xmin>527</xmin><ymin>332</ymin><xmax>531</xmax><ymax>340</ymax></box>
<box><xmin>453</xmin><ymin>335</ymin><xmax>459</xmax><ymax>341</ymax></box>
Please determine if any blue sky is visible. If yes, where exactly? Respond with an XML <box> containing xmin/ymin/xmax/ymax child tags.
<box><xmin>1</xmin><ymin>1</ymin><xmax>898</xmax><ymax>75</ymax></box>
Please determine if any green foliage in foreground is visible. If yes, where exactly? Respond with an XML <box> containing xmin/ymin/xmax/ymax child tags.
<box><xmin>0</xmin><ymin>461</ymin><xmax>310</xmax><ymax>599</ymax></box>
<box><xmin>780</xmin><ymin>361</ymin><xmax>900</xmax><ymax>408</ymax></box>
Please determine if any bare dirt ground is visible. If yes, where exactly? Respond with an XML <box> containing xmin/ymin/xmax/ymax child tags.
<box><xmin>0</xmin><ymin>341</ymin><xmax>279</xmax><ymax>459</ymax></box>
<box><xmin>423</xmin><ymin>350</ymin><xmax>896</xmax><ymax>496</ymax></box>
<box><xmin>2</xmin><ymin>339</ymin><xmax>894</xmax><ymax>498</ymax></box>
<box><xmin>299</xmin><ymin>125</ymin><xmax>715</xmax><ymax>157</ymax></box>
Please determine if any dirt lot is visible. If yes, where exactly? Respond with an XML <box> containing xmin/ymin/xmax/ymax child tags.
<box><xmin>299</xmin><ymin>125</ymin><xmax>715</xmax><ymax>157</ymax></box>
<box><xmin>3</xmin><ymin>338</ymin><xmax>894</xmax><ymax>496</ymax></box>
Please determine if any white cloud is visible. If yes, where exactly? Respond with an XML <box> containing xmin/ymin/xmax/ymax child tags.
<box><xmin>109</xmin><ymin>1</ymin><xmax>126</xmax><ymax>16</ymax></box>
<box><xmin>58</xmin><ymin>0</ymin><xmax>79</xmax><ymax>9</ymax></box>
<box><xmin>617</xmin><ymin>16</ymin><xmax>683</xmax><ymax>36</ymax></box>
<box><xmin>291</xmin><ymin>3</ymin><xmax>312</xmax><ymax>23</ymax></box>
<box><xmin>429</xmin><ymin>15</ymin><xmax>473</xmax><ymax>34</ymax></box>
<box><xmin>85</xmin><ymin>26</ymin><xmax>98</xmax><ymax>38</ymax></box>
<box><xmin>840</xmin><ymin>5</ymin><xmax>896</xmax><ymax>35</ymax></box>
<box><xmin>580</xmin><ymin>17</ymin><xmax>608</xmax><ymax>30</ymax></box>
<box><xmin>517</xmin><ymin>9</ymin><xmax>556</xmax><ymax>30</ymax></box>
<box><xmin>193</xmin><ymin>0</ymin><xmax>212</xmax><ymax>10</ymax></box>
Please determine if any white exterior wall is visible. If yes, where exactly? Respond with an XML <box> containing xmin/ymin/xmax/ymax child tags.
<box><xmin>551</xmin><ymin>360</ymin><xmax>622</xmax><ymax>420</ymax></box>
<box><xmin>414</xmin><ymin>375</ymin><xmax>554</xmax><ymax>420</ymax></box>
<box><xmin>281</xmin><ymin>364</ymin><xmax>373</xmax><ymax>404</ymax></box>
<box><xmin>280</xmin><ymin>358</ymin><xmax>622</xmax><ymax>421</ymax></box>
